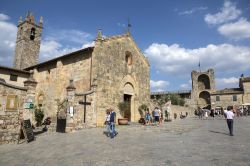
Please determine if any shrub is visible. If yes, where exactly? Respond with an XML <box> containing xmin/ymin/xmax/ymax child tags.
<box><xmin>138</xmin><ymin>104</ymin><xmax>148</xmax><ymax>117</ymax></box>
<box><xmin>35</xmin><ymin>108</ymin><xmax>44</xmax><ymax>127</ymax></box>
<box><xmin>118</xmin><ymin>101</ymin><xmax>130</xmax><ymax>118</ymax></box>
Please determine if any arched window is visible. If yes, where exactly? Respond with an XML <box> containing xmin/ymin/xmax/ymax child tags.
<box><xmin>125</xmin><ymin>51</ymin><xmax>132</xmax><ymax>65</ymax></box>
<box><xmin>198</xmin><ymin>74</ymin><xmax>210</xmax><ymax>90</ymax></box>
<box><xmin>38</xmin><ymin>94</ymin><xmax>44</xmax><ymax>107</ymax></box>
<box><xmin>30</xmin><ymin>28</ymin><xmax>36</xmax><ymax>40</ymax></box>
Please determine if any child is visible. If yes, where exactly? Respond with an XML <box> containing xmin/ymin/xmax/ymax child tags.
<box><xmin>145</xmin><ymin>111</ymin><xmax>151</xmax><ymax>125</ymax></box>
<box><xmin>104</xmin><ymin>109</ymin><xmax>111</xmax><ymax>136</ymax></box>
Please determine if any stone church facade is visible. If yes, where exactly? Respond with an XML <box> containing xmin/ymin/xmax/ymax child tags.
<box><xmin>0</xmin><ymin>12</ymin><xmax>150</xmax><ymax>143</ymax></box>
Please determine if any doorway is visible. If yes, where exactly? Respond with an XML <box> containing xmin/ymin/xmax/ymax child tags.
<box><xmin>124</xmin><ymin>94</ymin><xmax>131</xmax><ymax>121</ymax></box>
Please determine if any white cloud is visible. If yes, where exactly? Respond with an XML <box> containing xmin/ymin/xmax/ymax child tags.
<box><xmin>40</xmin><ymin>29</ymin><xmax>94</xmax><ymax>62</ymax></box>
<box><xmin>82</xmin><ymin>41</ymin><xmax>95</xmax><ymax>49</ymax></box>
<box><xmin>150</xmin><ymin>80</ymin><xmax>170</xmax><ymax>92</ymax></box>
<box><xmin>0</xmin><ymin>13</ymin><xmax>17</xmax><ymax>67</ymax></box>
<box><xmin>215</xmin><ymin>77</ymin><xmax>239</xmax><ymax>89</ymax></box>
<box><xmin>180</xmin><ymin>83</ymin><xmax>190</xmax><ymax>90</ymax></box>
<box><xmin>204</xmin><ymin>1</ymin><xmax>241</xmax><ymax>25</ymax></box>
<box><xmin>145</xmin><ymin>43</ymin><xmax>250</xmax><ymax>77</ymax></box>
<box><xmin>40</xmin><ymin>40</ymin><xmax>80</xmax><ymax>62</ymax></box>
<box><xmin>178</xmin><ymin>7</ymin><xmax>207</xmax><ymax>15</ymax></box>
<box><xmin>45</xmin><ymin>29</ymin><xmax>92</xmax><ymax>45</ymax></box>
<box><xmin>0</xmin><ymin>13</ymin><xmax>10</xmax><ymax>21</ymax></box>
<box><xmin>218</xmin><ymin>18</ymin><xmax>250</xmax><ymax>40</ymax></box>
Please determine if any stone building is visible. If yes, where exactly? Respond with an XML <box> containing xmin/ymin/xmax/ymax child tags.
<box><xmin>151</xmin><ymin>69</ymin><xmax>250</xmax><ymax>113</ymax></box>
<box><xmin>191</xmin><ymin>69</ymin><xmax>250</xmax><ymax>110</ymax></box>
<box><xmin>191</xmin><ymin>69</ymin><xmax>216</xmax><ymax>109</ymax></box>
<box><xmin>210</xmin><ymin>76</ymin><xmax>250</xmax><ymax>110</ymax></box>
<box><xmin>0</xmin><ymin>66</ymin><xmax>37</xmax><ymax>144</ymax></box>
<box><xmin>0</xmin><ymin>12</ymin><xmax>150</xmax><ymax>143</ymax></box>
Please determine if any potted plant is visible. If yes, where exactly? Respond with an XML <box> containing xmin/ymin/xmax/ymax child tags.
<box><xmin>138</xmin><ymin>104</ymin><xmax>148</xmax><ymax>124</ymax></box>
<box><xmin>117</xmin><ymin>101</ymin><xmax>130</xmax><ymax>125</ymax></box>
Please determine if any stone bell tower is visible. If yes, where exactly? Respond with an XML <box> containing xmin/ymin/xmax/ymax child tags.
<box><xmin>13</xmin><ymin>11</ymin><xmax>43</xmax><ymax>69</ymax></box>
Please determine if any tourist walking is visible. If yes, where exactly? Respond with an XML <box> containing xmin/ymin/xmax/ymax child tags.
<box><xmin>104</xmin><ymin>109</ymin><xmax>111</xmax><ymax>136</ymax></box>
<box><xmin>198</xmin><ymin>107</ymin><xmax>203</xmax><ymax>119</ymax></box>
<box><xmin>145</xmin><ymin>111</ymin><xmax>151</xmax><ymax>125</ymax></box>
<box><xmin>210</xmin><ymin>109</ymin><xmax>215</xmax><ymax>119</ymax></box>
<box><xmin>225</xmin><ymin>106</ymin><xmax>234</xmax><ymax>136</ymax></box>
<box><xmin>109</xmin><ymin>108</ymin><xmax>118</xmax><ymax>138</ymax></box>
<box><xmin>154</xmin><ymin>107</ymin><xmax>161</xmax><ymax>126</ymax></box>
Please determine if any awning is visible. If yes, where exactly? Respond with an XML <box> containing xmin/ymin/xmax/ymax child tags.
<box><xmin>242</xmin><ymin>103</ymin><xmax>250</xmax><ymax>106</ymax></box>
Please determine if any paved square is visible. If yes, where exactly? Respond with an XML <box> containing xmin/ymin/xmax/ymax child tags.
<box><xmin>0</xmin><ymin>117</ymin><xmax>250</xmax><ymax>166</ymax></box>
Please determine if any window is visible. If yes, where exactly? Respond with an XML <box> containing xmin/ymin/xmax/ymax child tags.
<box><xmin>9</xmin><ymin>74</ymin><xmax>18</xmax><ymax>81</ymax></box>
<box><xmin>216</xmin><ymin>96</ymin><xmax>220</xmax><ymax>101</ymax></box>
<box><xmin>125</xmin><ymin>51</ymin><xmax>132</xmax><ymax>65</ymax></box>
<box><xmin>233</xmin><ymin>95</ymin><xmax>237</xmax><ymax>101</ymax></box>
<box><xmin>30</xmin><ymin>28</ymin><xmax>35</xmax><ymax>40</ymax></box>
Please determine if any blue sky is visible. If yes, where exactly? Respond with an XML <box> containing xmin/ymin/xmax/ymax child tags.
<box><xmin>0</xmin><ymin>0</ymin><xmax>250</xmax><ymax>92</ymax></box>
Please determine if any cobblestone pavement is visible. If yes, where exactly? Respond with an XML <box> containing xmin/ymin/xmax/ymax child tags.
<box><xmin>1</xmin><ymin>116</ymin><xmax>250</xmax><ymax>166</ymax></box>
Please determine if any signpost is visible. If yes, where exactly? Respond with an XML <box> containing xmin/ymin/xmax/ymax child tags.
<box><xmin>17</xmin><ymin>119</ymin><xmax>35</xmax><ymax>143</ymax></box>
<box><xmin>24</xmin><ymin>103</ymin><xmax>34</xmax><ymax>109</ymax></box>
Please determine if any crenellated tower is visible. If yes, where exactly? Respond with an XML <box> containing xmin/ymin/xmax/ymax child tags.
<box><xmin>13</xmin><ymin>11</ymin><xmax>43</xmax><ymax>69</ymax></box>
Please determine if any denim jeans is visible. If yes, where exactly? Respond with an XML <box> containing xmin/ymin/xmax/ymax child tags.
<box><xmin>227</xmin><ymin>119</ymin><xmax>233</xmax><ymax>136</ymax></box>
<box><xmin>109</xmin><ymin>122</ymin><xmax>117</xmax><ymax>138</ymax></box>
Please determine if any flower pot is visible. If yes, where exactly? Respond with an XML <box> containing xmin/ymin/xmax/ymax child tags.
<box><xmin>118</xmin><ymin>118</ymin><xmax>129</xmax><ymax>125</ymax></box>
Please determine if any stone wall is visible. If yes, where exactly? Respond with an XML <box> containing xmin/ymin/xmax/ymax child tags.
<box><xmin>171</xmin><ymin>105</ymin><xmax>195</xmax><ymax>119</ymax></box>
<box><xmin>0</xmin><ymin>112</ymin><xmax>20</xmax><ymax>144</ymax></box>
<box><xmin>0</xmin><ymin>81</ymin><xmax>27</xmax><ymax>144</ymax></box>
<box><xmin>65</xmin><ymin>90</ymin><xmax>97</xmax><ymax>131</ymax></box>
<box><xmin>211</xmin><ymin>94</ymin><xmax>243</xmax><ymax>109</ymax></box>
<box><xmin>92</xmin><ymin>34</ymin><xmax>150</xmax><ymax>126</ymax></box>
<box><xmin>0</xmin><ymin>66</ymin><xmax>30</xmax><ymax>87</ymax></box>
<box><xmin>242</xmin><ymin>81</ymin><xmax>250</xmax><ymax>103</ymax></box>
<box><xmin>32</xmin><ymin>50</ymin><xmax>92</xmax><ymax>121</ymax></box>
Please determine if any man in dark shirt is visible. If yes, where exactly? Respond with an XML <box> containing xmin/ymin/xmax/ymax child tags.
<box><xmin>109</xmin><ymin>108</ymin><xmax>118</xmax><ymax>138</ymax></box>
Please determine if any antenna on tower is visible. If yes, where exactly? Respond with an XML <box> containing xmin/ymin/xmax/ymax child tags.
<box><xmin>127</xmin><ymin>18</ymin><xmax>132</xmax><ymax>34</ymax></box>
<box><xmin>198</xmin><ymin>60</ymin><xmax>201</xmax><ymax>72</ymax></box>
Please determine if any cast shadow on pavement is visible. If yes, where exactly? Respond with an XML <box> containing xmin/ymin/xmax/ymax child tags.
<box><xmin>209</xmin><ymin>130</ymin><xmax>229</xmax><ymax>136</ymax></box>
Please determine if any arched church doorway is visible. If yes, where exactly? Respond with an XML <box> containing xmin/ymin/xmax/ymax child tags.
<box><xmin>124</xmin><ymin>94</ymin><xmax>131</xmax><ymax>121</ymax></box>
<box><xmin>123</xmin><ymin>83</ymin><xmax>134</xmax><ymax>121</ymax></box>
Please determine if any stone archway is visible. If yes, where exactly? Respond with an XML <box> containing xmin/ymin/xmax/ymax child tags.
<box><xmin>120</xmin><ymin>75</ymin><xmax>139</xmax><ymax>122</ymax></box>
<box><xmin>199</xmin><ymin>91</ymin><xmax>211</xmax><ymax>109</ymax></box>
<box><xmin>198</xmin><ymin>74</ymin><xmax>211</xmax><ymax>90</ymax></box>
<box><xmin>123</xmin><ymin>83</ymin><xmax>134</xmax><ymax>121</ymax></box>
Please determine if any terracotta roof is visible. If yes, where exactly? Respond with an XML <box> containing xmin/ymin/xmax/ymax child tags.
<box><xmin>24</xmin><ymin>47</ymin><xmax>94</xmax><ymax>70</ymax></box>
<box><xmin>0</xmin><ymin>65</ymin><xmax>30</xmax><ymax>74</ymax></box>
<box><xmin>211</xmin><ymin>88</ymin><xmax>243</xmax><ymax>95</ymax></box>
<box><xmin>0</xmin><ymin>79</ymin><xmax>27</xmax><ymax>91</ymax></box>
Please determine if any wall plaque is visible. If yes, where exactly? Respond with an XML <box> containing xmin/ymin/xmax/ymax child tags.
<box><xmin>6</xmin><ymin>95</ymin><xmax>18</xmax><ymax>110</ymax></box>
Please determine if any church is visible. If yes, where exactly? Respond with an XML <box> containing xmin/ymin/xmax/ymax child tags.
<box><xmin>0</xmin><ymin>12</ymin><xmax>150</xmax><ymax>143</ymax></box>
